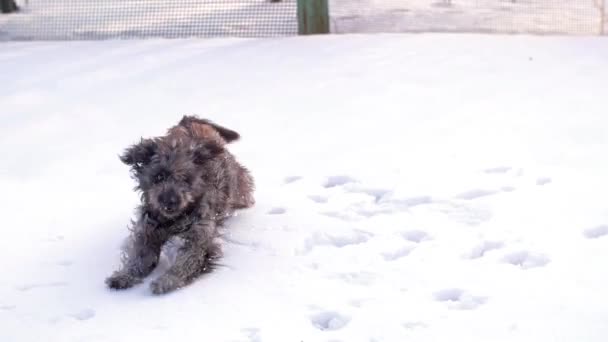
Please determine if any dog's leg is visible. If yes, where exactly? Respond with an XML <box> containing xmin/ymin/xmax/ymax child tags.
<box><xmin>150</xmin><ymin>219</ymin><xmax>221</xmax><ymax>295</ymax></box>
<box><xmin>233</xmin><ymin>165</ymin><xmax>255</xmax><ymax>209</ymax></box>
<box><xmin>106</xmin><ymin>222</ymin><xmax>168</xmax><ymax>290</ymax></box>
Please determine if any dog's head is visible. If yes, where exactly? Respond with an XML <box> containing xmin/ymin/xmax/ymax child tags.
<box><xmin>119</xmin><ymin>137</ymin><xmax>224</xmax><ymax>220</ymax></box>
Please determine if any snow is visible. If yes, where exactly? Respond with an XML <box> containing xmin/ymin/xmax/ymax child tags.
<box><xmin>330</xmin><ymin>0</ymin><xmax>605</xmax><ymax>35</ymax></box>
<box><xmin>1</xmin><ymin>33</ymin><xmax>608</xmax><ymax>342</ymax></box>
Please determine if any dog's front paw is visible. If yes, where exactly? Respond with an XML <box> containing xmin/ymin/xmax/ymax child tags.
<box><xmin>150</xmin><ymin>274</ymin><xmax>183</xmax><ymax>295</ymax></box>
<box><xmin>105</xmin><ymin>273</ymin><xmax>142</xmax><ymax>290</ymax></box>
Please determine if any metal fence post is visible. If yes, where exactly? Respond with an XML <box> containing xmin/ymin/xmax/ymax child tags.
<box><xmin>0</xmin><ymin>0</ymin><xmax>19</xmax><ymax>14</ymax></box>
<box><xmin>593</xmin><ymin>0</ymin><xmax>606</xmax><ymax>34</ymax></box>
<box><xmin>297</xmin><ymin>0</ymin><xmax>329</xmax><ymax>35</ymax></box>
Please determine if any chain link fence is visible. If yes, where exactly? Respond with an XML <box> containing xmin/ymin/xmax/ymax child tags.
<box><xmin>0</xmin><ymin>0</ymin><xmax>298</xmax><ymax>40</ymax></box>
<box><xmin>0</xmin><ymin>0</ymin><xmax>605</xmax><ymax>41</ymax></box>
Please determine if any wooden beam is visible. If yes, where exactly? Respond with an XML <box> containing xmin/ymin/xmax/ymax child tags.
<box><xmin>297</xmin><ymin>0</ymin><xmax>329</xmax><ymax>35</ymax></box>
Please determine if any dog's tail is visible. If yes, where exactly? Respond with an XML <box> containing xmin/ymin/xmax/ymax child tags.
<box><xmin>179</xmin><ymin>115</ymin><xmax>240</xmax><ymax>143</ymax></box>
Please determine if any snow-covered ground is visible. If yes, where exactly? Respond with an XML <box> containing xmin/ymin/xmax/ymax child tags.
<box><xmin>330</xmin><ymin>0</ymin><xmax>605</xmax><ymax>35</ymax></box>
<box><xmin>1</xmin><ymin>34</ymin><xmax>608</xmax><ymax>342</ymax></box>
<box><xmin>0</xmin><ymin>0</ymin><xmax>605</xmax><ymax>40</ymax></box>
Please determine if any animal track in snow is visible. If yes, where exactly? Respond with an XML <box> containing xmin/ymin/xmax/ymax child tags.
<box><xmin>300</xmin><ymin>230</ymin><xmax>372</xmax><ymax>254</ymax></box>
<box><xmin>403</xmin><ymin>321</ymin><xmax>428</xmax><ymax>330</ymax></box>
<box><xmin>468</xmin><ymin>240</ymin><xmax>505</xmax><ymax>259</ymax></box>
<box><xmin>401</xmin><ymin>230</ymin><xmax>431</xmax><ymax>243</ymax></box>
<box><xmin>368</xmin><ymin>196</ymin><xmax>433</xmax><ymax>211</ymax></box>
<box><xmin>240</xmin><ymin>328</ymin><xmax>262</xmax><ymax>342</ymax></box>
<box><xmin>502</xmin><ymin>251</ymin><xmax>550</xmax><ymax>269</ymax></box>
<box><xmin>267</xmin><ymin>207</ymin><xmax>286</xmax><ymax>215</ymax></box>
<box><xmin>70</xmin><ymin>309</ymin><xmax>96</xmax><ymax>321</ymax></box>
<box><xmin>536</xmin><ymin>177</ymin><xmax>551</xmax><ymax>186</ymax></box>
<box><xmin>390</xmin><ymin>196</ymin><xmax>433</xmax><ymax>207</ymax></box>
<box><xmin>283</xmin><ymin>176</ymin><xmax>302</xmax><ymax>184</ymax></box>
<box><xmin>57</xmin><ymin>260</ymin><xmax>73</xmax><ymax>266</ymax></box>
<box><xmin>438</xmin><ymin>202</ymin><xmax>492</xmax><ymax>226</ymax></box>
<box><xmin>16</xmin><ymin>281</ymin><xmax>68</xmax><ymax>292</ymax></box>
<box><xmin>321</xmin><ymin>211</ymin><xmax>358</xmax><ymax>221</ymax></box>
<box><xmin>308</xmin><ymin>195</ymin><xmax>328</xmax><ymax>203</ymax></box>
<box><xmin>433</xmin><ymin>288</ymin><xmax>487</xmax><ymax>310</ymax></box>
<box><xmin>382</xmin><ymin>245</ymin><xmax>415</xmax><ymax>261</ymax></box>
<box><xmin>323</xmin><ymin>175</ymin><xmax>356</xmax><ymax>188</ymax></box>
<box><xmin>484</xmin><ymin>166</ymin><xmax>512</xmax><ymax>174</ymax></box>
<box><xmin>332</xmin><ymin>271</ymin><xmax>377</xmax><ymax>286</ymax></box>
<box><xmin>501</xmin><ymin>186</ymin><xmax>516</xmax><ymax>192</ymax></box>
<box><xmin>0</xmin><ymin>304</ymin><xmax>16</xmax><ymax>310</ymax></box>
<box><xmin>433</xmin><ymin>288</ymin><xmax>464</xmax><ymax>301</ymax></box>
<box><xmin>455</xmin><ymin>189</ymin><xmax>499</xmax><ymax>200</ymax></box>
<box><xmin>317</xmin><ymin>231</ymin><xmax>372</xmax><ymax>247</ymax></box>
<box><xmin>583</xmin><ymin>225</ymin><xmax>608</xmax><ymax>239</ymax></box>
<box><xmin>322</xmin><ymin>196</ymin><xmax>434</xmax><ymax>221</ymax></box>
<box><xmin>344</xmin><ymin>185</ymin><xmax>392</xmax><ymax>202</ymax></box>
<box><xmin>222</xmin><ymin>235</ymin><xmax>260</xmax><ymax>250</ymax></box>
<box><xmin>311</xmin><ymin>311</ymin><xmax>351</xmax><ymax>331</ymax></box>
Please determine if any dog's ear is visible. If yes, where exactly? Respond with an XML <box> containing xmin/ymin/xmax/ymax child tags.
<box><xmin>206</xmin><ymin>121</ymin><xmax>240</xmax><ymax>143</ymax></box>
<box><xmin>192</xmin><ymin>141</ymin><xmax>224</xmax><ymax>165</ymax></box>
<box><xmin>119</xmin><ymin>138</ymin><xmax>158</xmax><ymax>169</ymax></box>
<box><xmin>180</xmin><ymin>115</ymin><xmax>240</xmax><ymax>143</ymax></box>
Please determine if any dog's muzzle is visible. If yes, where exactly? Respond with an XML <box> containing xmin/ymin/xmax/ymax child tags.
<box><xmin>158</xmin><ymin>190</ymin><xmax>180</xmax><ymax>213</ymax></box>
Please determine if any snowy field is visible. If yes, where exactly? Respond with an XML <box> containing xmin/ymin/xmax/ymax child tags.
<box><xmin>1</xmin><ymin>34</ymin><xmax>608</xmax><ymax>342</ymax></box>
<box><xmin>330</xmin><ymin>0</ymin><xmax>605</xmax><ymax>35</ymax></box>
<box><xmin>0</xmin><ymin>0</ymin><xmax>605</xmax><ymax>40</ymax></box>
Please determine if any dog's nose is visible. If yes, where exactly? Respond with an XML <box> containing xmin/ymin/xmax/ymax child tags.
<box><xmin>159</xmin><ymin>191</ymin><xmax>179</xmax><ymax>212</ymax></box>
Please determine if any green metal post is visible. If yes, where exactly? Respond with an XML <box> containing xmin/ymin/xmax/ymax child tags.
<box><xmin>297</xmin><ymin>0</ymin><xmax>329</xmax><ymax>35</ymax></box>
<box><xmin>1</xmin><ymin>0</ymin><xmax>19</xmax><ymax>14</ymax></box>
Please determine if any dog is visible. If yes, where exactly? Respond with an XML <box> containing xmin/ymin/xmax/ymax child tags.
<box><xmin>105</xmin><ymin>116</ymin><xmax>255</xmax><ymax>295</ymax></box>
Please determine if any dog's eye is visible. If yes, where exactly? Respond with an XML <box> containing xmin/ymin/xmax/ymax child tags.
<box><xmin>154</xmin><ymin>173</ymin><xmax>166</xmax><ymax>184</ymax></box>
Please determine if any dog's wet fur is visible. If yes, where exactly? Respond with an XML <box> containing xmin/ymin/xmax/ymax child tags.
<box><xmin>105</xmin><ymin>115</ymin><xmax>254</xmax><ymax>295</ymax></box>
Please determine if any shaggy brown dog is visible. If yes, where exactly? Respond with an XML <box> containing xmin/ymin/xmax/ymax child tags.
<box><xmin>105</xmin><ymin>115</ymin><xmax>255</xmax><ymax>295</ymax></box>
